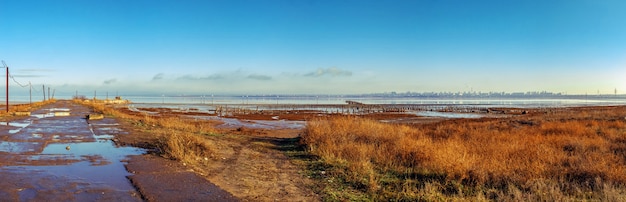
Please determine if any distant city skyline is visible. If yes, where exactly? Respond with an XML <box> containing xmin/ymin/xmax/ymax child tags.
<box><xmin>8</xmin><ymin>88</ymin><xmax>625</xmax><ymax>99</ymax></box>
<box><xmin>1</xmin><ymin>0</ymin><xmax>625</xmax><ymax>95</ymax></box>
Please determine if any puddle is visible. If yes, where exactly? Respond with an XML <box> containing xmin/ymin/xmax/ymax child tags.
<box><xmin>49</xmin><ymin>108</ymin><xmax>70</xmax><ymax>112</ymax></box>
<box><xmin>416</xmin><ymin>111</ymin><xmax>484</xmax><ymax>118</ymax></box>
<box><xmin>89</xmin><ymin>123</ymin><xmax>126</xmax><ymax>141</ymax></box>
<box><xmin>191</xmin><ymin>115</ymin><xmax>306</xmax><ymax>129</ymax></box>
<box><xmin>1</xmin><ymin>120</ymin><xmax>33</xmax><ymax>134</ymax></box>
<box><xmin>250</xmin><ymin>120</ymin><xmax>306</xmax><ymax>129</ymax></box>
<box><xmin>29</xmin><ymin>108</ymin><xmax>72</xmax><ymax>119</ymax></box>
<box><xmin>0</xmin><ymin>102</ymin><xmax>145</xmax><ymax>200</ymax></box>
<box><xmin>0</xmin><ymin>121</ymin><xmax>31</xmax><ymax>128</ymax></box>
<box><xmin>127</xmin><ymin>105</ymin><xmax>159</xmax><ymax>115</ymax></box>
<box><xmin>40</xmin><ymin>142</ymin><xmax>142</xmax><ymax>159</ymax></box>
<box><xmin>4</xmin><ymin>141</ymin><xmax>146</xmax><ymax>198</ymax></box>
<box><xmin>0</xmin><ymin>142</ymin><xmax>39</xmax><ymax>153</ymax></box>
<box><xmin>2</xmin><ymin>160</ymin><xmax>141</xmax><ymax>200</ymax></box>
<box><xmin>31</xmin><ymin>113</ymin><xmax>55</xmax><ymax>119</ymax></box>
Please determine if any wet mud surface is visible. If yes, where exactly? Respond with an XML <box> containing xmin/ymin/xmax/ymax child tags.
<box><xmin>125</xmin><ymin>155</ymin><xmax>237</xmax><ymax>202</ymax></box>
<box><xmin>0</xmin><ymin>100</ymin><xmax>237</xmax><ymax>201</ymax></box>
<box><xmin>0</xmin><ymin>101</ymin><xmax>143</xmax><ymax>201</ymax></box>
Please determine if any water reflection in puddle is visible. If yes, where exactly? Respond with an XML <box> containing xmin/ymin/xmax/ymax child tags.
<box><xmin>191</xmin><ymin>115</ymin><xmax>305</xmax><ymax>129</ymax></box>
<box><xmin>5</xmin><ymin>140</ymin><xmax>146</xmax><ymax>195</ymax></box>
<box><xmin>0</xmin><ymin>142</ymin><xmax>38</xmax><ymax>153</ymax></box>
<box><xmin>31</xmin><ymin>113</ymin><xmax>55</xmax><ymax>119</ymax></box>
<box><xmin>29</xmin><ymin>108</ymin><xmax>71</xmax><ymax>119</ymax></box>
<box><xmin>49</xmin><ymin>108</ymin><xmax>70</xmax><ymax>112</ymax></box>
<box><xmin>1</xmin><ymin>120</ymin><xmax>33</xmax><ymax>134</ymax></box>
<box><xmin>0</xmin><ymin>102</ymin><xmax>145</xmax><ymax>201</ymax></box>
<box><xmin>41</xmin><ymin>142</ymin><xmax>143</xmax><ymax>159</ymax></box>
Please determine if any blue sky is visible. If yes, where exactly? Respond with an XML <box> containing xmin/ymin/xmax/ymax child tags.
<box><xmin>1</xmin><ymin>0</ymin><xmax>625</xmax><ymax>96</ymax></box>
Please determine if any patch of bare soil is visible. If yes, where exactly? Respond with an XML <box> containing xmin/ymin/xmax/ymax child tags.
<box><xmin>112</xmin><ymin>105</ymin><xmax>518</xmax><ymax>201</ymax></box>
<box><xmin>113</xmin><ymin>111</ymin><xmax>319</xmax><ymax>201</ymax></box>
<box><xmin>124</xmin><ymin>155</ymin><xmax>237</xmax><ymax>202</ymax></box>
<box><xmin>199</xmin><ymin>134</ymin><xmax>319</xmax><ymax>201</ymax></box>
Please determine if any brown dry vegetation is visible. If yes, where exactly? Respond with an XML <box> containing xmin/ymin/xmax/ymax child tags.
<box><xmin>77</xmin><ymin>100</ymin><xmax>318</xmax><ymax>201</ymax></box>
<box><xmin>0</xmin><ymin>99</ymin><xmax>57</xmax><ymax>118</ymax></box>
<box><xmin>302</xmin><ymin>106</ymin><xmax>626</xmax><ymax>201</ymax></box>
<box><xmin>77</xmin><ymin>100</ymin><xmax>216</xmax><ymax>166</ymax></box>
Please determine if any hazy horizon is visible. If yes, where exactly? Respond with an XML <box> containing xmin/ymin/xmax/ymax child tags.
<box><xmin>2</xmin><ymin>0</ymin><xmax>625</xmax><ymax>95</ymax></box>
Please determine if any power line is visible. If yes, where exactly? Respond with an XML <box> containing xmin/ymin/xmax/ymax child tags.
<box><xmin>6</xmin><ymin>68</ymin><xmax>42</xmax><ymax>92</ymax></box>
<box><xmin>8</xmin><ymin>73</ymin><xmax>30</xmax><ymax>88</ymax></box>
<box><xmin>31</xmin><ymin>86</ymin><xmax>42</xmax><ymax>92</ymax></box>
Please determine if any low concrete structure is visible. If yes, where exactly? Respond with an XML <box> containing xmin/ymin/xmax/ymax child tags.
<box><xmin>54</xmin><ymin>111</ymin><xmax>71</xmax><ymax>116</ymax></box>
<box><xmin>87</xmin><ymin>113</ymin><xmax>104</xmax><ymax>120</ymax></box>
<box><xmin>104</xmin><ymin>96</ymin><xmax>130</xmax><ymax>104</ymax></box>
<box><xmin>12</xmin><ymin>111</ymin><xmax>31</xmax><ymax>116</ymax></box>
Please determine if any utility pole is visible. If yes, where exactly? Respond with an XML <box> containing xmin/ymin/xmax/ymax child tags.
<box><xmin>4</xmin><ymin>63</ymin><xmax>8</xmax><ymax>112</ymax></box>
<box><xmin>2</xmin><ymin>61</ymin><xmax>8</xmax><ymax>112</ymax></box>
<box><xmin>42</xmin><ymin>85</ymin><xmax>45</xmax><ymax>101</ymax></box>
<box><xmin>48</xmin><ymin>87</ymin><xmax>50</xmax><ymax>100</ymax></box>
<box><xmin>29</xmin><ymin>82</ymin><xmax>32</xmax><ymax>104</ymax></box>
<box><xmin>6</xmin><ymin>65</ymin><xmax>8</xmax><ymax>112</ymax></box>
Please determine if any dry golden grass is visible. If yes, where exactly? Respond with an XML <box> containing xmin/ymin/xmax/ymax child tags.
<box><xmin>76</xmin><ymin>99</ymin><xmax>216</xmax><ymax>166</ymax></box>
<box><xmin>302</xmin><ymin>107</ymin><xmax>626</xmax><ymax>200</ymax></box>
<box><xmin>0</xmin><ymin>99</ymin><xmax>57</xmax><ymax>117</ymax></box>
<box><xmin>77</xmin><ymin>100</ymin><xmax>321</xmax><ymax>201</ymax></box>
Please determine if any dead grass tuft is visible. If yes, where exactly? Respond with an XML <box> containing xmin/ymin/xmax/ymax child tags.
<box><xmin>76</xmin><ymin>99</ymin><xmax>216</xmax><ymax>167</ymax></box>
<box><xmin>162</xmin><ymin>131</ymin><xmax>215</xmax><ymax>164</ymax></box>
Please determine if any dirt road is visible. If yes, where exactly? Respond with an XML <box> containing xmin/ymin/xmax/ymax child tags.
<box><xmin>0</xmin><ymin>100</ymin><xmax>236</xmax><ymax>201</ymax></box>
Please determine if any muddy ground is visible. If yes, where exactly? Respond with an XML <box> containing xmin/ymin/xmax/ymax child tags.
<box><xmin>3</xmin><ymin>100</ymin><xmax>590</xmax><ymax>201</ymax></box>
<box><xmin>0</xmin><ymin>100</ymin><xmax>235</xmax><ymax>201</ymax></box>
<box><xmin>110</xmin><ymin>104</ymin><xmax>626</xmax><ymax>201</ymax></box>
<box><xmin>113</xmin><ymin>108</ymin><xmax>320</xmax><ymax>201</ymax></box>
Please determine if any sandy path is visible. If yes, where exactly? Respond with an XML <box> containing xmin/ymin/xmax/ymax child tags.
<box><xmin>199</xmin><ymin>129</ymin><xmax>319</xmax><ymax>201</ymax></box>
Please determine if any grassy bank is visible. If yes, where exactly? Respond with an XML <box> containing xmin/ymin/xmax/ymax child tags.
<box><xmin>76</xmin><ymin>100</ymin><xmax>216</xmax><ymax>167</ymax></box>
<box><xmin>77</xmin><ymin>100</ymin><xmax>321</xmax><ymax>200</ymax></box>
<box><xmin>301</xmin><ymin>107</ymin><xmax>626</xmax><ymax>201</ymax></box>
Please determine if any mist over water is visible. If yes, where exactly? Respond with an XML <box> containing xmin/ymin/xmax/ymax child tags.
<box><xmin>7</xmin><ymin>93</ymin><xmax>626</xmax><ymax>108</ymax></box>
